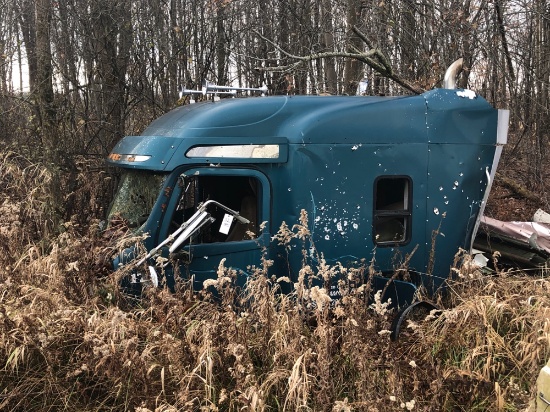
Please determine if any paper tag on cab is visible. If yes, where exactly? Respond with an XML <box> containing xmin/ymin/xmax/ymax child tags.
<box><xmin>219</xmin><ymin>214</ymin><xmax>234</xmax><ymax>235</ymax></box>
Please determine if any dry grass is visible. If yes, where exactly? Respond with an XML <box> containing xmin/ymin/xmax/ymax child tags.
<box><xmin>0</xmin><ymin>152</ymin><xmax>548</xmax><ymax>411</ymax></box>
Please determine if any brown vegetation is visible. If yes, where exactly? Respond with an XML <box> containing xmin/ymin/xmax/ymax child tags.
<box><xmin>0</xmin><ymin>1</ymin><xmax>549</xmax><ymax>410</ymax></box>
<box><xmin>0</xmin><ymin>152</ymin><xmax>548</xmax><ymax>412</ymax></box>
<box><xmin>485</xmin><ymin>150</ymin><xmax>550</xmax><ymax>222</ymax></box>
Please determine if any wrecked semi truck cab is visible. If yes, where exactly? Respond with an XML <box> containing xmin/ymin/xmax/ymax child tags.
<box><xmin>106</xmin><ymin>87</ymin><xmax>508</xmax><ymax>307</ymax></box>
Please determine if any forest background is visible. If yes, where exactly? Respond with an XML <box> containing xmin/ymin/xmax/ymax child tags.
<box><xmin>0</xmin><ymin>0</ymin><xmax>550</xmax><ymax>411</ymax></box>
<box><xmin>0</xmin><ymin>0</ymin><xmax>548</xmax><ymax>221</ymax></box>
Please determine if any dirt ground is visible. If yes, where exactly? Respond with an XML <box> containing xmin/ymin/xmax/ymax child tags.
<box><xmin>484</xmin><ymin>148</ymin><xmax>550</xmax><ymax>222</ymax></box>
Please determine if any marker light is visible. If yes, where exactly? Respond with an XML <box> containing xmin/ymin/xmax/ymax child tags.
<box><xmin>108</xmin><ymin>153</ymin><xmax>151</xmax><ymax>162</ymax></box>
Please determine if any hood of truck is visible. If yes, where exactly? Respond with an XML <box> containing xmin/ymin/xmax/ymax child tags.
<box><xmin>106</xmin><ymin>89</ymin><xmax>500</xmax><ymax>171</ymax></box>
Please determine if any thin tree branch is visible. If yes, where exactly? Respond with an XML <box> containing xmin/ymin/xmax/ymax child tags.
<box><xmin>495</xmin><ymin>0</ymin><xmax>515</xmax><ymax>82</ymax></box>
<box><xmin>253</xmin><ymin>29</ymin><xmax>424</xmax><ymax>95</ymax></box>
<box><xmin>351</xmin><ymin>25</ymin><xmax>373</xmax><ymax>49</ymax></box>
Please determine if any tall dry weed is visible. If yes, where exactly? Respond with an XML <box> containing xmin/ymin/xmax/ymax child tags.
<box><xmin>1</xmin><ymin>153</ymin><xmax>549</xmax><ymax>412</ymax></box>
<box><xmin>405</xmin><ymin>255</ymin><xmax>550</xmax><ymax>411</ymax></box>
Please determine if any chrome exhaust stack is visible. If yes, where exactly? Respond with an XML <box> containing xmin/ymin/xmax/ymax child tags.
<box><xmin>443</xmin><ymin>58</ymin><xmax>464</xmax><ymax>89</ymax></box>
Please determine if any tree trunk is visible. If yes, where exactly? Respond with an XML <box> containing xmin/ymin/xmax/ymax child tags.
<box><xmin>321</xmin><ymin>0</ymin><xmax>338</xmax><ymax>94</ymax></box>
<box><xmin>344</xmin><ymin>0</ymin><xmax>363</xmax><ymax>94</ymax></box>
<box><xmin>35</xmin><ymin>0</ymin><xmax>56</xmax><ymax>143</ymax></box>
<box><xmin>91</xmin><ymin>0</ymin><xmax>133</xmax><ymax>151</ymax></box>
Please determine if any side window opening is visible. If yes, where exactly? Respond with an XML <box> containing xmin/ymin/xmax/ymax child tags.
<box><xmin>170</xmin><ymin>175</ymin><xmax>259</xmax><ymax>244</ymax></box>
<box><xmin>373</xmin><ymin>176</ymin><xmax>412</xmax><ymax>245</ymax></box>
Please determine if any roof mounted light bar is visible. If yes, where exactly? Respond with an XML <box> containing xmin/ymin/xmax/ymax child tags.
<box><xmin>179</xmin><ymin>80</ymin><xmax>268</xmax><ymax>100</ymax></box>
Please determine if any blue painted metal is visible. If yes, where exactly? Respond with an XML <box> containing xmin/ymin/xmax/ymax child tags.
<box><xmin>107</xmin><ymin>89</ymin><xmax>505</xmax><ymax>306</ymax></box>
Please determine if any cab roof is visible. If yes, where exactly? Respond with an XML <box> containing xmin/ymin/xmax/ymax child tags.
<box><xmin>107</xmin><ymin>89</ymin><xmax>498</xmax><ymax>171</ymax></box>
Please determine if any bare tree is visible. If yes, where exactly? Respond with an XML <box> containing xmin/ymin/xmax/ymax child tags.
<box><xmin>35</xmin><ymin>0</ymin><xmax>55</xmax><ymax>133</ymax></box>
<box><xmin>0</xmin><ymin>0</ymin><xmax>546</xmax><ymax>209</ymax></box>
<box><xmin>254</xmin><ymin>25</ymin><xmax>424</xmax><ymax>94</ymax></box>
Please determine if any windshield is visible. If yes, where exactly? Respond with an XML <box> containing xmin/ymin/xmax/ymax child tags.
<box><xmin>107</xmin><ymin>170</ymin><xmax>167</xmax><ymax>228</ymax></box>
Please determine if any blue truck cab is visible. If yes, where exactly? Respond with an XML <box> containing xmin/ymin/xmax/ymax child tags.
<box><xmin>106</xmin><ymin>84</ymin><xmax>508</xmax><ymax>309</ymax></box>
